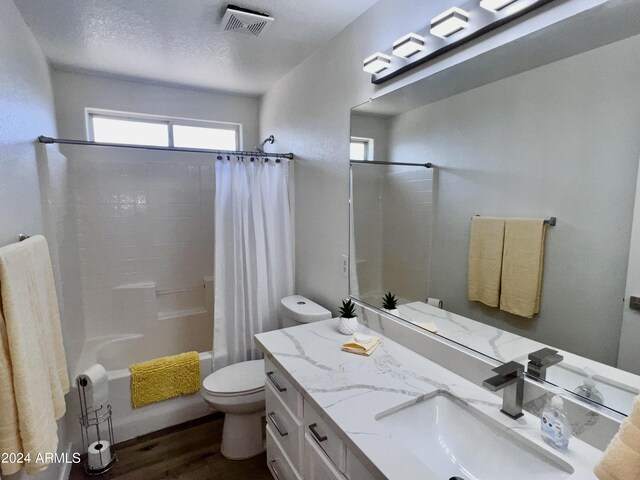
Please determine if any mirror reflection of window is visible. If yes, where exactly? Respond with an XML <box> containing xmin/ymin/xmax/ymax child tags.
<box><xmin>350</xmin><ymin>137</ymin><xmax>374</xmax><ymax>160</ymax></box>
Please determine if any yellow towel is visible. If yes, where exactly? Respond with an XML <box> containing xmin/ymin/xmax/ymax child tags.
<box><xmin>500</xmin><ymin>219</ymin><xmax>547</xmax><ymax>318</ymax></box>
<box><xmin>468</xmin><ymin>217</ymin><xmax>506</xmax><ymax>307</ymax></box>
<box><xmin>130</xmin><ymin>351</ymin><xmax>200</xmax><ymax>408</ymax></box>
<box><xmin>594</xmin><ymin>395</ymin><xmax>640</xmax><ymax>480</ymax></box>
<box><xmin>342</xmin><ymin>334</ymin><xmax>381</xmax><ymax>356</ymax></box>
<box><xmin>0</xmin><ymin>236</ymin><xmax>69</xmax><ymax>475</ymax></box>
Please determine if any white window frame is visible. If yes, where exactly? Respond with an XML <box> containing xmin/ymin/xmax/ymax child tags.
<box><xmin>85</xmin><ymin>108</ymin><xmax>243</xmax><ymax>150</ymax></box>
<box><xmin>350</xmin><ymin>136</ymin><xmax>375</xmax><ymax>161</ymax></box>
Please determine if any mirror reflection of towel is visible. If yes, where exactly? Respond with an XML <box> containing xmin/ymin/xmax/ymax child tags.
<box><xmin>499</xmin><ymin>219</ymin><xmax>547</xmax><ymax>318</ymax></box>
<box><xmin>468</xmin><ymin>217</ymin><xmax>506</xmax><ymax>308</ymax></box>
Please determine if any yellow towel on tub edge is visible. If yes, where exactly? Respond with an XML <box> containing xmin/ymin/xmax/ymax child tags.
<box><xmin>130</xmin><ymin>351</ymin><xmax>200</xmax><ymax>408</ymax></box>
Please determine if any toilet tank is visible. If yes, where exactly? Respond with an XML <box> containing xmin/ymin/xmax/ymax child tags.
<box><xmin>280</xmin><ymin>295</ymin><xmax>331</xmax><ymax>328</ymax></box>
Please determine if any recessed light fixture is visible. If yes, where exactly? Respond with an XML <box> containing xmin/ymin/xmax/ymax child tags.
<box><xmin>363</xmin><ymin>53</ymin><xmax>392</xmax><ymax>74</ymax></box>
<box><xmin>392</xmin><ymin>33</ymin><xmax>426</xmax><ymax>58</ymax></box>
<box><xmin>480</xmin><ymin>0</ymin><xmax>518</xmax><ymax>12</ymax></box>
<box><xmin>430</xmin><ymin>7</ymin><xmax>470</xmax><ymax>38</ymax></box>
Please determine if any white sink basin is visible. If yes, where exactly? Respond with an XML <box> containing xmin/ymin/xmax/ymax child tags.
<box><xmin>376</xmin><ymin>392</ymin><xmax>574</xmax><ymax>480</ymax></box>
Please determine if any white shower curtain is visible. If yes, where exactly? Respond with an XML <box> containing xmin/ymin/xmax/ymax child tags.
<box><xmin>213</xmin><ymin>157</ymin><xmax>293</xmax><ymax>369</ymax></box>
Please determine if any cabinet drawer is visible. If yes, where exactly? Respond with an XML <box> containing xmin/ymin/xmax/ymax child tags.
<box><xmin>303</xmin><ymin>400</ymin><xmax>345</xmax><ymax>472</ymax></box>
<box><xmin>303</xmin><ymin>433</ymin><xmax>345</xmax><ymax>480</ymax></box>
<box><xmin>265</xmin><ymin>357</ymin><xmax>303</xmax><ymax>418</ymax></box>
<box><xmin>267</xmin><ymin>425</ymin><xmax>302</xmax><ymax>480</ymax></box>
<box><xmin>266</xmin><ymin>382</ymin><xmax>303</xmax><ymax>472</ymax></box>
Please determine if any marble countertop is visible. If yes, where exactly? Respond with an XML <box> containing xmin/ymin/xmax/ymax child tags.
<box><xmin>255</xmin><ymin>318</ymin><xmax>603</xmax><ymax>480</ymax></box>
<box><xmin>398</xmin><ymin>301</ymin><xmax>640</xmax><ymax>416</ymax></box>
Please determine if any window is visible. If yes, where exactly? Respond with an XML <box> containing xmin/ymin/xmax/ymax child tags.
<box><xmin>350</xmin><ymin>137</ymin><xmax>374</xmax><ymax>161</ymax></box>
<box><xmin>87</xmin><ymin>110</ymin><xmax>242</xmax><ymax>150</ymax></box>
<box><xmin>92</xmin><ymin>116</ymin><xmax>169</xmax><ymax>147</ymax></box>
<box><xmin>173</xmin><ymin>124</ymin><xmax>236</xmax><ymax>150</ymax></box>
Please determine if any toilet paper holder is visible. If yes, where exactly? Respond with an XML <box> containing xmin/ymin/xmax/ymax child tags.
<box><xmin>77</xmin><ymin>376</ymin><xmax>117</xmax><ymax>475</ymax></box>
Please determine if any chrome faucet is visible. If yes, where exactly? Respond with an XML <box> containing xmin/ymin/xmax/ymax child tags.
<box><xmin>483</xmin><ymin>361</ymin><xmax>525</xmax><ymax>419</ymax></box>
<box><xmin>527</xmin><ymin>348</ymin><xmax>563</xmax><ymax>381</ymax></box>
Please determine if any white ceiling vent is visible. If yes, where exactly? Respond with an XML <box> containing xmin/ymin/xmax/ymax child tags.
<box><xmin>222</xmin><ymin>5</ymin><xmax>274</xmax><ymax>37</ymax></box>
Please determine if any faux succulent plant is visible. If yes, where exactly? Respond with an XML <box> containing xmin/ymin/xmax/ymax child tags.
<box><xmin>338</xmin><ymin>299</ymin><xmax>357</xmax><ymax>319</ymax></box>
<box><xmin>382</xmin><ymin>292</ymin><xmax>398</xmax><ymax>310</ymax></box>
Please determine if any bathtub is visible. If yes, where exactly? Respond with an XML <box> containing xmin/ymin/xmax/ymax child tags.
<box><xmin>69</xmin><ymin>282</ymin><xmax>215</xmax><ymax>448</ymax></box>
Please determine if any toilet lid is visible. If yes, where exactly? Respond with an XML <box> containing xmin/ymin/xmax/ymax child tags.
<box><xmin>203</xmin><ymin>359</ymin><xmax>265</xmax><ymax>395</ymax></box>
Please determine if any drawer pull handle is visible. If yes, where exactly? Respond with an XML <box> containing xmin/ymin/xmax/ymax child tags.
<box><xmin>268</xmin><ymin>412</ymin><xmax>288</xmax><ymax>437</ymax></box>
<box><xmin>269</xmin><ymin>459</ymin><xmax>283</xmax><ymax>480</ymax></box>
<box><xmin>267</xmin><ymin>371</ymin><xmax>287</xmax><ymax>392</ymax></box>
<box><xmin>309</xmin><ymin>423</ymin><xmax>328</xmax><ymax>443</ymax></box>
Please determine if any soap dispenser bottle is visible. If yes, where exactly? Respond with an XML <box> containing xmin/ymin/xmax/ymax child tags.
<box><xmin>541</xmin><ymin>393</ymin><xmax>572</xmax><ymax>451</ymax></box>
<box><xmin>573</xmin><ymin>367</ymin><xmax>605</xmax><ymax>404</ymax></box>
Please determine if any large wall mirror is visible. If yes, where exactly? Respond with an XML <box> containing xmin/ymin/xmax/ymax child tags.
<box><xmin>349</xmin><ymin>0</ymin><xmax>640</xmax><ymax>416</ymax></box>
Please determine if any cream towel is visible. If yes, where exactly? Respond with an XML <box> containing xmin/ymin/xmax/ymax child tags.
<box><xmin>499</xmin><ymin>219</ymin><xmax>547</xmax><ymax>318</ymax></box>
<box><xmin>0</xmin><ymin>235</ymin><xmax>69</xmax><ymax>475</ymax></box>
<box><xmin>468</xmin><ymin>217</ymin><xmax>506</xmax><ymax>307</ymax></box>
<box><xmin>416</xmin><ymin>322</ymin><xmax>438</xmax><ymax>333</ymax></box>
<box><xmin>0</xmin><ymin>306</ymin><xmax>22</xmax><ymax>476</ymax></box>
<box><xmin>595</xmin><ymin>395</ymin><xmax>640</xmax><ymax>480</ymax></box>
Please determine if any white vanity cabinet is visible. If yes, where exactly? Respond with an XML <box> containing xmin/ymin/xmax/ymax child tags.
<box><xmin>264</xmin><ymin>357</ymin><xmax>377</xmax><ymax>480</ymax></box>
<box><xmin>303</xmin><ymin>433</ymin><xmax>344</xmax><ymax>480</ymax></box>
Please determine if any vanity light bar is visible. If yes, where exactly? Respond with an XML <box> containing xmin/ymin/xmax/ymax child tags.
<box><xmin>480</xmin><ymin>0</ymin><xmax>519</xmax><ymax>12</ymax></box>
<box><xmin>392</xmin><ymin>33</ymin><xmax>426</xmax><ymax>58</ymax></box>
<box><xmin>363</xmin><ymin>53</ymin><xmax>392</xmax><ymax>74</ymax></box>
<box><xmin>364</xmin><ymin>0</ymin><xmax>554</xmax><ymax>85</ymax></box>
<box><xmin>430</xmin><ymin>7</ymin><xmax>470</xmax><ymax>38</ymax></box>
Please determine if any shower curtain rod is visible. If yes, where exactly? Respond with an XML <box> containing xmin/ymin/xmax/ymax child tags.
<box><xmin>350</xmin><ymin>160</ymin><xmax>433</xmax><ymax>168</ymax></box>
<box><xmin>38</xmin><ymin>136</ymin><xmax>295</xmax><ymax>160</ymax></box>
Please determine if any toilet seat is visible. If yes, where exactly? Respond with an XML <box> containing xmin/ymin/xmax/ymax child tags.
<box><xmin>203</xmin><ymin>359</ymin><xmax>265</xmax><ymax>396</ymax></box>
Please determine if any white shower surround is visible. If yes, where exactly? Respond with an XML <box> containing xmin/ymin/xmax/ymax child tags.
<box><xmin>72</xmin><ymin>293</ymin><xmax>214</xmax><ymax>447</ymax></box>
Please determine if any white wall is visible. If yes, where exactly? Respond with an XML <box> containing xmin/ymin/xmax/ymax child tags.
<box><xmin>259</xmin><ymin>0</ymin><xmax>611</xmax><ymax>315</ymax></box>
<box><xmin>0</xmin><ymin>2</ymin><xmax>74</xmax><ymax>479</ymax></box>
<box><xmin>51</xmin><ymin>71</ymin><xmax>260</xmax><ymax>340</ymax></box>
<box><xmin>51</xmin><ymin>70</ymin><xmax>260</xmax><ymax>149</ymax></box>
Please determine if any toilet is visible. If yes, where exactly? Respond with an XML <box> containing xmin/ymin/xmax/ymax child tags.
<box><xmin>201</xmin><ymin>295</ymin><xmax>332</xmax><ymax>460</ymax></box>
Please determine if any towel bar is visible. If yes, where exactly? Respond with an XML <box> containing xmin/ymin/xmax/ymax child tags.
<box><xmin>473</xmin><ymin>216</ymin><xmax>556</xmax><ymax>226</ymax></box>
<box><xmin>18</xmin><ymin>234</ymin><xmax>30</xmax><ymax>241</ymax></box>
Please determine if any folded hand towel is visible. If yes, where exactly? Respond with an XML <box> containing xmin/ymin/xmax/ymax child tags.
<box><xmin>130</xmin><ymin>351</ymin><xmax>200</xmax><ymax>408</ymax></box>
<box><xmin>500</xmin><ymin>218</ymin><xmax>547</xmax><ymax>318</ymax></box>
<box><xmin>468</xmin><ymin>217</ymin><xmax>506</xmax><ymax>307</ymax></box>
<box><xmin>0</xmin><ymin>235</ymin><xmax>69</xmax><ymax>475</ymax></box>
<box><xmin>416</xmin><ymin>322</ymin><xmax>438</xmax><ymax>333</ymax></box>
<box><xmin>595</xmin><ymin>395</ymin><xmax>640</xmax><ymax>480</ymax></box>
<box><xmin>342</xmin><ymin>334</ymin><xmax>381</xmax><ymax>356</ymax></box>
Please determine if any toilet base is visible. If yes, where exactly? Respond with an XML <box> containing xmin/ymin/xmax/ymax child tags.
<box><xmin>220</xmin><ymin>411</ymin><xmax>265</xmax><ymax>460</ymax></box>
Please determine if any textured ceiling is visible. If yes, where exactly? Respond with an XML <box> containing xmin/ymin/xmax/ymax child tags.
<box><xmin>14</xmin><ymin>0</ymin><xmax>380</xmax><ymax>96</ymax></box>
